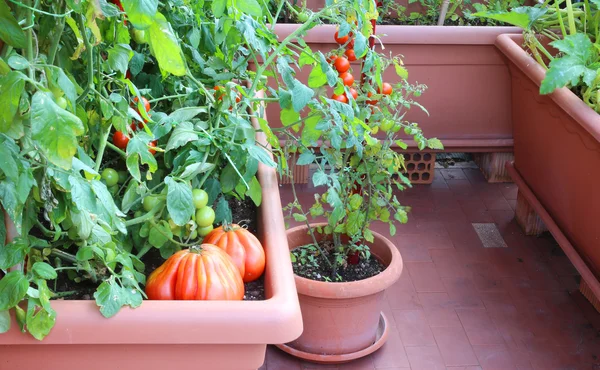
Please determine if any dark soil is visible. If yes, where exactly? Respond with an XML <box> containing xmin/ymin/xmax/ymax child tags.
<box><xmin>53</xmin><ymin>196</ymin><xmax>265</xmax><ymax>301</ymax></box>
<box><xmin>291</xmin><ymin>240</ymin><xmax>386</xmax><ymax>282</ymax></box>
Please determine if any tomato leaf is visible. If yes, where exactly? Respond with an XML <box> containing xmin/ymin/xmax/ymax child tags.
<box><xmin>245</xmin><ymin>144</ymin><xmax>276</xmax><ymax>168</ymax></box>
<box><xmin>126</xmin><ymin>133</ymin><xmax>158</xmax><ymax>182</ymax></box>
<box><xmin>149</xmin><ymin>221</ymin><xmax>172</xmax><ymax>248</ymax></box>
<box><xmin>25</xmin><ymin>299</ymin><xmax>55</xmax><ymax>341</ymax></box>
<box><xmin>291</xmin><ymin>80</ymin><xmax>314</xmax><ymax>112</ymax></box>
<box><xmin>107</xmin><ymin>44</ymin><xmax>133</xmax><ymax>75</ymax></box>
<box><xmin>94</xmin><ymin>276</ymin><xmax>142</xmax><ymax>318</ymax></box>
<box><xmin>147</xmin><ymin>13</ymin><xmax>186</xmax><ymax>76</ymax></box>
<box><xmin>166</xmin><ymin>122</ymin><xmax>199</xmax><ymax>151</ymax></box>
<box><xmin>0</xmin><ymin>310</ymin><xmax>9</xmax><ymax>334</ymax></box>
<box><xmin>234</xmin><ymin>0</ymin><xmax>262</xmax><ymax>17</ymax></box>
<box><xmin>0</xmin><ymin>237</ymin><xmax>29</xmax><ymax>270</ymax></box>
<box><xmin>31</xmin><ymin>262</ymin><xmax>57</xmax><ymax>280</ymax></box>
<box><xmin>296</xmin><ymin>151</ymin><xmax>316</xmax><ymax>166</ymax></box>
<box><xmin>165</xmin><ymin>176</ymin><xmax>194</xmax><ymax>226</ymax></box>
<box><xmin>0</xmin><ymin>0</ymin><xmax>26</xmax><ymax>48</ymax></box>
<box><xmin>214</xmin><ymin>196</ymin><xmax>232</xmax><ymax>224</ymax></box>
<box><xmin>121</xmin><ymin>0</ymin><xmax>158</xmax><ymax>30</ymax></box>
<box><xmin>246</xmin><ymin>176</ymin><xmax>262</xmax><ymax>206</ymax></box>
<box><xmin>31</xmin><ymin>92</ymin><xmax>84</xmax><ymax>170</ymax></box>
<box><xmin>308</xmin><ymin>65</ymin><xmax>327</xmax><ymax>88</ymax></box>
<box><xmin>0</xmin><ymin>271</ymin><xmax>28</xmax><ymax>310</ymax></box>
<box><xmin>0</xmin><ymin>71</ymin><xmax>26</xmax><ymax>133</ymax></box>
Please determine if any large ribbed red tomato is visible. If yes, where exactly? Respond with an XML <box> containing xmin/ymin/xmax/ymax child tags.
<box><xmin>203</xmin><ymin>224</ymin><xmax>265</xmax><ymax>282</ymax></box>
<box><xmin>145</xmin><ymin>244</ymin><xmax>244</xmax><ymax>300</ymax></box>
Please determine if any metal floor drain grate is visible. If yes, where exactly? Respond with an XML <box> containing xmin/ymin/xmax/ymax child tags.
<box><xmin>472</xmin><ymin>223</ymin><xmax>507</xmax><ymax>248</ymax></box>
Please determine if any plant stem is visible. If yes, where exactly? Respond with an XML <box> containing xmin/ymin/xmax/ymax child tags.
<box><xmin>52</xmin><ymin>290</ymin><xmax>77</xmax><ymax>298</ymax></box>
<box><xmin>565</xmin><ymin>0</ymin><xmax>577</xmax><ymax>35</ymax></box>
<box><xmin>50</xmin><ymin>249</ymin><xmax>77</xmax><ymax>264</ymax></box>
<box><xmin>106</xmin><ymin>142</ymin><xmax>127</xmax><ymax>158</ymax></box>
<box><xmin>76</xmin><ymin>14</ymin><xmax>94</xmax><ymax>104</ymax></box>
<box><xmin>47</xmin><ymin>0</ymin><xmax>66</xmax><ymax>65</ymax></box>
<box><xmin>136</xmin><ymin>245</ymin><xmax>152</xmax><ymax>259</ymax></box>
<box><xmin>94</xmin><ymin>124</ymin><xmax>112</xmax><ymax>172</ymax></box>
<box><xmin>24</xmin><ymin>0</ymin><xmax>34</xmax><ymax>81</ymax></box>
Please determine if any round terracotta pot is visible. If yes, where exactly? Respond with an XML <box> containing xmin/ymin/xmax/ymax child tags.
<box><xmin>285</xmin><ymin>223</ymin><xmax>402</xmax><ymax>356</ymax></box>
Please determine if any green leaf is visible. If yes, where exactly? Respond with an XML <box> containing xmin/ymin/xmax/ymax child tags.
<box><xmin>312</xmin><ymin>171</ymin><xmax>327</xmax><ymax>187</ymax></box>
<box><xmin>214</xmin><ymin>196</ymin><xmax>232</xmax><ymax>224</ymax></box>
<box><xmin>0</xmin><ymin>310</ymin><xmax>9</xmax><ymax>333</ymax></box>
<box><xmin>427</xmin><ymin>138</ymin><xmax>444</xmax><ymax>150</ymax></box>
<box><xmin>126</xmin><ymin>133</ymin><xmax>158</xmax><ymax>181</ymax></box>
<box><xmin>308</xmin><ymin>65</ymin><xmax>327</xmax><ymax>88</ymax></box>
<box><xmin>149</xmin><ymin>220</ymin><xmax>172</xmax><ymax>248</ymax></box>
<box><xmin>293</xmin><ymin>213</ymin><xmax>307</xmax><ymax>222</ymax></box>
<box><xmin>31</xmin><ymin>92</ymin><xmax>84</xmax><ymax>170</ymax></box>
<box><xmin>32</xmin><ymin>262</ymin><xmax>57</xmax><ymax>280</ymax></box>
<box><xmin>168</xmin><ymin>107</ymin><xmax>207</xmax><ymax>123</ymax></box>
<box><xmin>394</xmin><ymin>61</ymin><xmax>408</xmax><ymax>80</ymax></box>
<box><xmin>246</xmin><ymin>176</ymin><xmax>262</xmax><ymax>206</ymax></box>
<box><xmin>291</xmin><ymin>80</ymin><xmax>314</xmax><ymax>112</ymax></box>
<box><xmin>129</xmin><ymin>51</ymin><xmax>145</xmax><ymax>76</ymax></box>
<box><xmin>180</xmin><ymin>162</ymin><xmax>214</xmax><ymax>180</ymax></box>
<box><xmin>0</xmin><ymin>0</ymin><xmax>26</xmax><ymax>48</ymax></box>
<box><xmin>472</xmin><ymin>6</ymin><xmax>547</xmax><ymax>30</ymax></box>
<box><xmin>296</xmin><ymin>151</ymin><xmax>316</xmax><ymax>166</ymax></box>
<box><xmin>165</xmin><ymin>176</ymin><xmax>194</xmax><ymax>226</ymax></box>
<box><xmin>0</xmin><ymin>271</ymin><xmax>28</xmax><ymax>310</ymax></box>
<box><xmin>0</xmin><ymin>71</ymin><xmax>25</xmax><ymax>133</ymax></box>
<box><xmin>147</xmin><ymin>13</ymin><xmax>186</xmax><ymax>76</ymax></box>
<box><xmin>166</xmin><ymin>122</ymin><xmax>198</xmax><ymax>151</ymax></box>
<box><xmin>25</xmin><ymin>300</ymin><xmax>55</xmax><ymax>340</ymax></box>
<box><xmin>76</xmin><ymin>246</ymin><xmax>94</xmax><ymax>261</ymax></box>
<box><xmin>107</xmin><ymin>44</ymin><xmax>133</xmax><ymax>75</ymax></box>
<box><xmin>364</xmin><ymin>229</ymin><xmax>374</xmax><ymax>243</ymax></box>
<box><xmin>234</xmin><ymin>0</ymin><xmax>262</xmax><ymax>17</ymax></box>
<box><xmin>121</xmin><ymin>0</ymin><xmax>158</xmax><ymax>29</ymax></box>
<box><xmin>246</xmin><ymin>144</ymin><xmax>276</xmax><ymax>168</ymax></box>
<box><xmin>280</xmin><ymin>107</ymin><xmax>300</xmax><ymax>126</ymax></box>
<box><xmin>540</xmin><ymin>34</ymin><xmax>596</xmax><ymax>94</ymax></box>
<box><xmin>94</xmin><ymin>276</ymin><xmax>142</xmax><ymax>318</ymax></box>
<box><xmin>212</xmin><ymin>0</ymin><xmax>226</xmax><ymax>17</ymax></box>
<box><xmin>7</xmin><ymin>55</ymin><xmax>28</xmax><ymax>70</ymax></box>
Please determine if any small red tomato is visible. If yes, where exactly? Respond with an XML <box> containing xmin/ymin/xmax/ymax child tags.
<box><xmin>334</xmin><ymin>57</ymin><xmax>350</xmax><ymax>74</ymax></box>
<box><xmin>148</xmin><ymin>140</ymin><xmax>157</xmax><ymax>155</ymax></box>
<box><xmin>378</xmin><ymin>82</ymin><xmax>393</xmax><ymax>95</ymax></box>
<box><xmin>332</xmin><ymin>93</ymin><xmax>348</xmax><ymax>104</ymax></box>
<box><xmin>347</xmin><ymin>251</ymin><xmax>360</xmax><ymax>265</ymax></box>
<box><xmin>133</xmin><ymin>96</ymin><xmax>151</xmax><ymax>113</ymax></box>
<box><xmin>113</xmin><ymin>131</ymin><xmax>129</xmax><ymax>150</ymax></box>
<box><xmin>348</xmin><ymin>88</ymin><xmax>358</xmax><ymax>100</ymax></box>
<box><xmin>334</xmin><ymin>31</ymin><xmax>349</xmax><ymax>45</ymax></box>
<box><xmin>346</xmin><ymin>38</ymin><xmax>354</xmax><ymax>49</ymax></box>
<box><xmin>345</xmin><ymin>49</ymin><xmax>357</xmax><ymax>62</ymax></box>
<box><xmin>125</xmin><ymin>70</ymin><xmax>131</xmax><ymax>80</ymax></box>
<box><xmin>340</xmin><ymin>72</ymin><xmax>354</xmax><ymax>86</ymax></box>
<box><xmin>367</xmin><ymin>92</ymin><xmax>377</xmax><ymax>105</ymax></box>
<box><xmin>328</xmin><ymin>55</ymin><xmax>338</xmax><ymax>64</ymax></box>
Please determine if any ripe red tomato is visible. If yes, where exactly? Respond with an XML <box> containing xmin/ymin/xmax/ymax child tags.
<box><xmin>214</xmin><ymin>86</ymin><xmax>241</xmax><ymax>103</ymax></box>
<box><xmin>334</xmin><ymin>57</ymin><xmax>350</xmax><ymax>74</ymax></box>
<box><xmin>148</xmin><ymin>140</ymin><xmax>157</xmax><ymax>155</ymax></box>
<box><xmin>113</xmin><ymin>131</ymin><xmax>129</xmax><ymax>150</ymax></box>
<box><xmin>367</xmin><ymin>92</ymin><xmax>377</xmax><ymax>105</ymax></box>
<box><xmin>145</xmin><ymin>245</ymin><xmax>244</xmax><ymax>300</ymax></box>
<box><xmin>328</xmin><ymin>55</ymin><xmax>338</xmax><ymax>64</ymax></box>
<box><xmin>340</xmin><ymin>72</ymin><xmax>354</xmax><ymax>86</ymax></box>
<box><xmin>125</xmin><ymin>70</ymin><xmax>131</xmax><ymax>79</ymax></box>
<box><xmin>203</xmin><ymin>224</ymin><xmax>266</xmax><ymax>282</ymax></box>
<box><xmin>334</xmin><ymin>31</ymin><xmax>349</xmax><ymax>45</ymax></box>
<box><xmin>379</xmin><ymin>82</ymin><xmax>393</xmax><ymax>95</ymax></box>
<box><xmin>348</xmin><ymin>88</ymin><xmax>358</xmax><ymax>100</ymax></box>
<box><xmin>347</xmin><ymin>38</ymin><xmax>354</xmax><ymax>49</ymax></box>
<box><xmin>332</xmin><ymin>93</ymin><xmax>348</xmax><ymax>104</ymax></box>
<box><xmin>345</xmin><ymin>49</ymin><xmax>357</xmax><ymax>62</ymax></box>
<box><xmin>133</xmin><ymin>96</ymin><xmax>151</xmax><ymax>113</ymax></box>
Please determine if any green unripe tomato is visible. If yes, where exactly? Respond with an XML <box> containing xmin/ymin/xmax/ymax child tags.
<box><xmin>371</xmin><ymin>126</ymin><xmax>379</xmax><ymax>135</ymax></box>
<box><xmin>134</xmin><ymin>210</ymin><xmax>143</xmax><ymax>218</ymax></box>
<box><xmin>142</xmin><ymin>195</ymin><xmax>160</xmax><ymax>212</ymax></box>
<box><xmin>391</xmin><ymin>123</ymin><xmax>402</xmax><ymax>133</ymax></box>
<box><xmin>101</xmin><ymin>168</ymin><xmax>119</xmax><ymax>186</ymax></box>
<box><xmin>197</xmin><ymin>224</ymin><xmax>213</xmax><ymax>237</ymax></box>
<box><xmin>117</xmin><ymin>171</ymin><xmax>128</xmax><ymax>184</ymax></box>
<box><xmin>132</xmin><ymin>29</ymin><xmax>147</xmax><ymax>44</ymax></box>
<box><xmin>192</xmin><ymin>189</ymin><xmax>209</xmax><ymax>209</ymax></box>
<box><xmin>56</xmin><ymin>96</ymin><xmax>68</xmax><ymax>110</ymax></box>
<box><xmin>296</xmin><ymin>11</ymin><xmax>310</xmax><ymax>22</ymax></box>
<box><xmin>108</xmin><ymin>184</ymin><xmax>119</xmax><ymax>195</ymax></box>
<box><xmin>188</xmin><ymin>229</ymin><xmax>198</xmax><ymax>240</ymax></box>
<box><xmin>380</xmin><ymin>119</ymin><xmax>394</xmax><ymax>132</ymax></box>
<box><xmin>195</xmin><ymin>207</ymin><xmax>215</xmax><ymax>227</ymax></box>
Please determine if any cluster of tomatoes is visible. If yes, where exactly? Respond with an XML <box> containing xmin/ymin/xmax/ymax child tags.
<box><xmin>112</xmin><ymin>96</ymin><xmax>158</xmax><ymax>155</ymax></box>
<box><xmin>328</xmin><ymin>30</ymin><xmax>393</xmax><ymax>106</ymax></box>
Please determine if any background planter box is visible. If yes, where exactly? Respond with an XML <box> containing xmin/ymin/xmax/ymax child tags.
<box><xmin>496</xmin><ymin>34</ymin><xmax>600</xmax><ymax>284</ymax></box>
<box><xmin>268</xmin><ymin>24</ymin><xmax>521</xmax><ymax>151</ymax></box>
<box><xmin>0</xmin><ymin>128</ymin><xmax>302</xmax><ymax>370</ymax></box>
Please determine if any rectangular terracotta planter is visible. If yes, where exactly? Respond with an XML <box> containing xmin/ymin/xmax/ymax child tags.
<box><xmin>267</xmin><ymin>24</ymin><xmax>522</xmax><ymax>151</ymax></box>
<box><xmin>495</xmin><ymin>34</ymin><xmax>600</xmax><ymax>279</ymax></box>
<box><xmin>0</xmin><ymin>120</ymin><xmax>302</xmax><ymax>370</ymax></box>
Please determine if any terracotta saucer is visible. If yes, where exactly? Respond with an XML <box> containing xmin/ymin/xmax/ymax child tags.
<box><xmin>275</xmin><ymin>312</ymin><xmax>390</xmax><ymax>364</ymax></box>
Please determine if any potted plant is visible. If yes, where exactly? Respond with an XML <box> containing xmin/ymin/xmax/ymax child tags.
<box><xmin>0</xmin><ymin>0</ymin><xmax>354</xmax><ymax>366</ymax></box>
<box><xmin>272</xmin><ymin>4</ymin><xmax>443</xmax><ymax>362</ymax></box>
<box><xmin>266</xmin><ymin>0</ymin><xmax>526</xmax><ymax>159</ymax></box>
<box><xmin>476</xmin><ymin>3</ymin><xmax>600</xmax><ymax>294</ymax></box>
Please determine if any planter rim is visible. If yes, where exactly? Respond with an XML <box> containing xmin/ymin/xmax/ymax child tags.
<box><xmin>274</xmin><ymin>24</ymin><xmax>523</xmax><ymax>45</ymax></box>
<box><xmin>495</xmin><ymin>33</ymin><xmax>600</xmax><ymax>142</ymax></box>
<box><xmin>0</xmin><ymin>92</ymin><xmax>303</xmax><ymax>346</ymax></box>
<box><xmin>287</xmin><ymin>223</ymin><xmax>403</xmax><ymax>299</ymax></box>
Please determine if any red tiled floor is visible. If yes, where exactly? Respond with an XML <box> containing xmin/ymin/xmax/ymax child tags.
<box><xmin>271</xmin><ymin>168</ymin><xmax>600</xmax><ymax>369</ymax></box>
